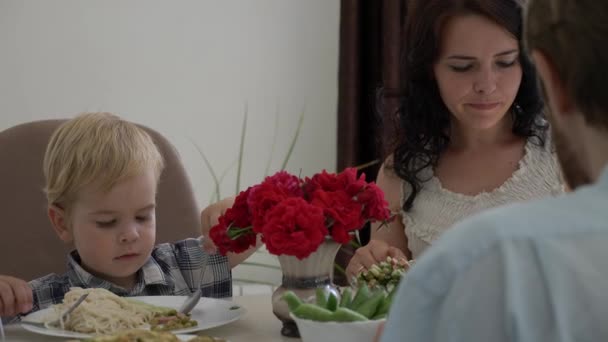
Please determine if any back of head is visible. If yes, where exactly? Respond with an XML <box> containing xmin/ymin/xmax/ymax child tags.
<box><xmin>525</xmin><ymin>0</ymin><xmax>608</xmax><ymax>128</ymax></box>
<box><xmin>43</xmin><ymin>112</ymin><xmax>165</xmax><ymax>212</ymax></box>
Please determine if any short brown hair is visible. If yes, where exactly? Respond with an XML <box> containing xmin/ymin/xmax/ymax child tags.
<box><xmin>524</xmin><ymin>0</ymin><xmax>608</xmax><ymax>128</ymax></box>
<box><xmin>43</xmin><ymin>112</ymin><xmax>165</xmax><ymax>212</ymax></box>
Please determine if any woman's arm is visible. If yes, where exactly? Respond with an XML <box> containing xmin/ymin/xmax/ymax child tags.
<box><xmin>370</xmin><ymin>163</ymin><xmax>411</xmax><ymax>258</ymax></box>
<box><xmin>345</xmin><ymin>162</ymin><xmax>411</xmax><ymax>278</ymax></box>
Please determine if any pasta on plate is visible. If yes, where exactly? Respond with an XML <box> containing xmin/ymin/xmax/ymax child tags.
<box><xmin>45</xmin><ymin>287</ymin><xmax>197</xmax><ymax>335</ymax></box>
<box><xmin>67</xmin><ymin>329</ymin><xmax>226</xmax><ymax>342</ymax></box>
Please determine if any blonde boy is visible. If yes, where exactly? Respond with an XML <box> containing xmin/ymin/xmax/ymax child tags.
<box><xmin>0</xmin><ymin>113</ymin><xmax>231</xmax><ymax>319</ymax></box>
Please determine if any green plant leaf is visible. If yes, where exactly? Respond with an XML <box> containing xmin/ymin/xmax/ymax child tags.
<box><xmin>264</xmin><ymin>102</ymin><xmax>280</xmax><ymax>177</ymax></box>
<box><xmin>208</xmin><ymin>158</ymin><xmax>238</xmax><ymax>203</ymax></box>
<box><xmin>334</xmin><ymin>263</ymin><xmax>346</xmax><ymax>276</ymax></box>
<box><xmin>280</xmin><ymin>107</ymin><xmax>305</xmax><ymax>171</ymax></box>
<box><xmin>236</xmin><ymin>104</ymin><xmax>248</xmax><ymax>195</ymax></box>
<box><xmin>352</xmin><ymin>159</ymin><xmax>380</xmax><ymax>171</ymax></box>
<box><xmin>191</xmin><ymin>138</ymin><xmax>221</xmax><ymax>203</ymax></box>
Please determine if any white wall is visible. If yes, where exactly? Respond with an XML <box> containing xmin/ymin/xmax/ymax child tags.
<box><xmin>0</xmin><ymin>0</ymin><xmax>340</xmax><ymax>209</ymax></box>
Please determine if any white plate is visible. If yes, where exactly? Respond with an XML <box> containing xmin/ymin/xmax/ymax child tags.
<box><xmin>20</xmin><ymin>295</ymin><xmax>245</xmax><ymax>339</ymax></box>
<box><xmin>176</xmin><ymin>335</ymin><xmax>230</xmax><ymax>341</ymax></box>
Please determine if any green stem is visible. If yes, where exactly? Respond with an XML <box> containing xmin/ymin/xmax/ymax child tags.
<box><xmin>334</xmin><ymin>263</ymin><xmax>346</xmax><ymax>276</ymax></box>
<box><xmin>236</xmin><ymin>104</ymin><xmax>248</xmax><ymax>195</ymax></box>
<box><xmin>227</xmin><ymin>226</ymin><xmax>253</xmax><ymax>239</ymax></box>
<box><xmin>281</xmin><ymin>107</ymin><xmax>305</xmax><ymax>170</ymax></box>
<box><xmin>190</xmin><ymin>138</ymin><xmax>222</xmax><ymax>203</ymax></box>
<box><xmin>264</xmin><ymin>102</ymin><xmax>280</xmax><ymax>176</ymax></box>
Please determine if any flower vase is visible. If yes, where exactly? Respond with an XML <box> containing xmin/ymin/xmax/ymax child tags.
<box><xmin>271</xmin><ymin>238</ymin><xmax>342</xmax><ymax>338</ymax></box>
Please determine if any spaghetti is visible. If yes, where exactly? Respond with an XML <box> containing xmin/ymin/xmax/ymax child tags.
<box><xmin>76</xmin><ymin>329</ymin><xmax>226</xmax><ymax>341</ymax></box>
<box><xmin>46</xmin><ymin>287</ymin><xmax>194</xmax><ymax>335</ymax></box>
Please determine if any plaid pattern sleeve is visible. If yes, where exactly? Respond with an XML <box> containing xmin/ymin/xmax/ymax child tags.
<box><xmin>28</xmin><ymin>274</ymin><xmax>73</xmax><ymax>311</ymax></box>
<box><xmin>3</xmin><ymin>237</ymin><xmax>232</xmax><ymax>323</ymax></box>
<box><xmin>151</xmin><ymin>237</ymin><xmax>232</xmax><ymax>298</ymax></box>
<box><xmin>1</xmin><ymin>273</ymin><xmax>74</xmax><ymax>324</ymax></box>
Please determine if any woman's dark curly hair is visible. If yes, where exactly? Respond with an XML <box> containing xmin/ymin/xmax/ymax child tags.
<box><xmin>388</xmin><ymin>0</ymin><xmax>547</xmax><ymax>211</ymax></box>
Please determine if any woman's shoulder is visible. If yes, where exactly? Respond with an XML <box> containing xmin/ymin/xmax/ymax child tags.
<box><xmin>376</xmin><ymin>158</ymin><xmax>407</xmax><ymax>210</ymax></box>
<box><xmin>525</xmin><ymin>131</ymin><xmax>558</xmax><ymax>165</ymax></box>
<box><xmin>522</xmin><ymin>133</ymin><xmax>566</xmax><ymax>193</ymax></box>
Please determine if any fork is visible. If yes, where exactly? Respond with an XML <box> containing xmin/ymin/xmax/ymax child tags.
<box><xmin>20</xmin><ymin>293</ymin><xmax>89</xmax><ymax>328</ymax></box>
<box><xmin>178</xmin><ymin>288</ymin><xmax>202</xmax><ymax>315</ymax></box>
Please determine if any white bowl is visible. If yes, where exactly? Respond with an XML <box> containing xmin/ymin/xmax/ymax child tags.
<box><xmin>291</xmin><ymin>314</ymin><xmax>385</xmax><ymax>342</ymax></box>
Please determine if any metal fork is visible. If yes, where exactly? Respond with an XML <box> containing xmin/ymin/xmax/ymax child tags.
<box><xmin>20</xmin><ymin>293</ymin><xmax>89</xmax><ymax>328</ymax></box>
<box><xmin>178</xmin><ymin>288</ymin><xmax>202</xmax><ymax>315</ymax></box>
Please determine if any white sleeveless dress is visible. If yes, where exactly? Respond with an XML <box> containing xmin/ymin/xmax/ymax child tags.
<box><xmin>401</xmin><ymin>137</ymin><xmax>565</xmax><ymax>259</ymax></box>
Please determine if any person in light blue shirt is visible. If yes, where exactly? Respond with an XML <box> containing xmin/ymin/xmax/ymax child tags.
<box><xmin>381</xmin><ymin>0</ymin><xmax>608</xmax><ymax>341</ymax></box>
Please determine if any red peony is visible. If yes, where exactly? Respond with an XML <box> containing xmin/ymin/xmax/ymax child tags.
<box><xmin>357</xmin><ymin>182</ymin><xmax>392</xmax><ymax>221</ymax></box>
<box><xmin>209</xmin><ymin>215</ymin><xmax>257</xmax><ymax>255</ymax></box>
<box><xmin>261</xmin><ymin>197</ymin><xmax>328</xmax><ymax>259</ymax></box>
<box><xmin>305</xmin><ymin>168</ymin><xmax>367</xmax><ymax>197</ymax></box>
<box><xmin>261</xmin><ymin>171</ymin><xmax>304</xmax><ymax>196</ymax></box>
<box><xmin>230</xmin><ymin>188</ymin><xmax>253</xmax><ymax>227</ymax></box>
<box><xmin>209</xmin><ymin>168</ymin><xmax>391</xmax><ymax>259</ymax></box>
<box><xmin>248</xmin><ymin>184</ymin><xmax>290</xmax><ymax>232</ymax></box>
<box><xmin>310</xmin><ymin>189</ymin><xmax>364</xmax><ymax>243</ymax></box>
<box><xmin>337</xmin><ymin>167</ymin><xmax>368</xmax><ymax>197</ymax></box>
<box><xmin>304</xmin><ymin>170</ymin><xmax>342</xmax><ymax>193</ymax></box>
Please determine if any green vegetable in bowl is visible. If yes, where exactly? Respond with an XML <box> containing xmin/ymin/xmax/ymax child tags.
<box><xmin>282</xmin><ymin>284</ymin><xmax>396</xmax><ymax>322</ymax></box>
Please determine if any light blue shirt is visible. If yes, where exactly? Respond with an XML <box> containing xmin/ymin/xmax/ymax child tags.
<box><xmin>382</xmin><ymin>168</ymin><xmax>608</xmax><ymax>342</ymax></box>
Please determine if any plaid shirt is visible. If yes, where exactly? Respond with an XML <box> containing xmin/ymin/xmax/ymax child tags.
<box><xmin>7</xmin><ymin>238</ymin><xmax>231</xmax><ymax>322</ymax></box>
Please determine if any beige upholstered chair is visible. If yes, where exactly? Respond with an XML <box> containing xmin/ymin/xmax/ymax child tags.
<box><xmin>0</xmin><ymin>119</ymin><xmax>200</xmax><ymax>280</ymax></box>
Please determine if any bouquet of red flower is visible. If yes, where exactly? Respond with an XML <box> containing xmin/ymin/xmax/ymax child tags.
<box><xmin>209</xmin><ymin>168</ymin><xmax>391</xmax><ymax>260</ymax></box>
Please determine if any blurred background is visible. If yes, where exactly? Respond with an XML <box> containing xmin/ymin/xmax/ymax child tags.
<box><xmin>0</xmin><ymin>0</ymin><xmax>340</xmax><ymax>206</ymax></box>
<box><xmin>0</xmin><ymin>0</ymin><xmax>406</xmax><ymax>289</ymax></box>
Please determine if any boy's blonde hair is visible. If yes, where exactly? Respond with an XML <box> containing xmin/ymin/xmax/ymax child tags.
<box><xmin>43</xmin><ymin>112</ymin><xmax>165</xmax><ymax>211</ymax></box>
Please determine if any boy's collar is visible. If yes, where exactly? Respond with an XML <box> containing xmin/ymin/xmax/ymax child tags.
<box><xmin>66</xmin><ymin>250</ymin><xmax>172</xmax><ymax>293</ymax></box>
<box><xmin>139</xmin><ymin>256</ymin><xmax>173</xmax><ymax>287</ymax></box>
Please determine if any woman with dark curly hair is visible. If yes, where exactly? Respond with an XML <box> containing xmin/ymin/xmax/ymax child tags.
<box><xmin>346</xmin><ymin>0</ymin><xmax>565</xmax><ymax>277</ymax></box>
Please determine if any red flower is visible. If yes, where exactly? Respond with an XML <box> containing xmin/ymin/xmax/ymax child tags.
<box><xmin>208</xmin><ymin>169</ymin><xmax>391</xmax><ymax>259</ymax></box>
<box><xmin>209</xmin><ymin>188</ymin><xmax>256</xmax><ymax>255</ymax></box>
<box><xmin>337</xmin><ymin>168</ymin><xmax>368</xmax><ymax>197</ymax></box>
<box><xmin>209</xmin><ymin>216</ymin><xmax>257</xmax><ymax>255</ymax></box>
<box><xmin>357</xmin><ymin>183</ymin><xmax>391</xmax><ymax>221</ymax></box>
<box><xmin>261</xmin><ymin>197</ymin><xmax>328</xmax><ymax>259</ymax></box>
<box><xmin>310</xmin><ymin>189</ymin><xmax>364</xmax><ymax>243</ymax></box>
<box><xmin>305</xmin><ymin>168</ymin><xmax>367</xmax><ymax>198</ymax></box>
<box><xmin>247</xmin><ymin>172</ymin><xmax>303</xmax><ymax>232</ymax></box>
<box><xmin>247</xmin><ymin>184</ymin><xmax>290</xmax><ymax>233</ymax></box>
<box><xmin>304</xmin><ymin>170</ymin><xmax>341</xmax><ymax>193</ymax></box>
<box><xmin>263</xmin><ymin>171</ymin><xmax>304</xmax><ymax>196</ymax></box>
<box><xmin>229</xmin><ymin>188</ymin><xmax>253</xmax><ymax>228</ymax></box>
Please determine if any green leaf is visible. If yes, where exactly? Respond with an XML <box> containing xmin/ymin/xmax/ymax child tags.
<box><xmin>280</xmin><ymin>107</ymin><xmax>305</xmax><ymax>171</ymax></box>
<box><xmin>334</xmin><ymin>262</ymin><xmax>346</xmax><ymax>276</ymax></box>
<box><xmin>191</xmin><ymin>138</ymin><xmax>221</xmax><ymax>203</ymax></box>
<box><xmin>210</xmin><ymin>158</ymin><xmax>238</xmax><ymax>202</ymax></box>
<box><xmin>264</xmin><ymin>102</ymin><xmax>281</xmax><ymax>177</ymax></box>
<box><xmin>352</xmin><ymin>159</ymin><xmax>380</xmax><ymax>171</ymax></box>
<box><xmin>236</xmin><ymin>104</ymin><xmax>248</xmax><ymax>195</ymax></box>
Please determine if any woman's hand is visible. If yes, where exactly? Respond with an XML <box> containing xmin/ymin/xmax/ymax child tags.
<box><xmin>345</xmin><ymin>239</ymin><xmax>407</xmax><ymax>280</ymax></box>
<box><xmin>0</xmin><ymin>275</ymin><xmax>33</xmax><ymax>317</ymax></box>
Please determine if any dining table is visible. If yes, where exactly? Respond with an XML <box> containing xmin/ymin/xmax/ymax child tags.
<box><xmin>3</xmin><ymin>294</ymin><xmax>301</xmax><ymax>342</ymax></box>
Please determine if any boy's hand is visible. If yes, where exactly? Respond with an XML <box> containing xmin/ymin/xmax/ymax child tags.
<box><xmin>0</xmin><ymin>275</ymin><xmax>33</xmax><ymax>317</ymax></box>
<box><xmin>200</xmin><ymin>196</ymin><xmax>236</xmax><ymax>254</ymax></box>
